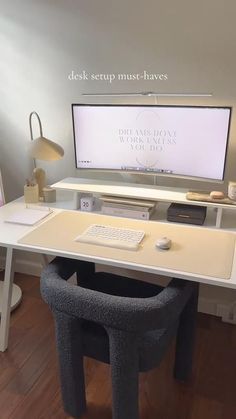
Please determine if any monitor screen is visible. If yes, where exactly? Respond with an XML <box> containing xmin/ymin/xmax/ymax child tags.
<box><xmin>72</xmin><ymin>104</ymin><xmax>232</xmax><ymax>181</ymax></box>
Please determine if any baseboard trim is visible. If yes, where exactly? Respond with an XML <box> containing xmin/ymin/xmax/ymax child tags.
<box><xmin>197</xmin><ymin>297</ymin><xmax>218</xmax><ymax>316</ymax></box>
<box><xmin>0</xmin><ymin>255</ymin><xmax>43</xmax><ymax>277</ymax></box>
<box><xmin>15</xmin><ymin>259</ymin><xmax>44</xmax><ymax>277</ymax></box>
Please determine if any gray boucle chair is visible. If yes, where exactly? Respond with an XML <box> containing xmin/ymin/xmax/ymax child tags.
<box><xmin>40</xmin><ymin>257</ymin><xmax>199</xmax><ymax>419</ymax></box>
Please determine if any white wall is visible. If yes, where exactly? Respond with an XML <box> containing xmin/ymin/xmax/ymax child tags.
<box><xmin>1</xmin><ymin>0</ymin><xmax>236</xmax><ymax>200</ymax></box>
<box><xmin>1</xmin><ymin>0</ymin><xmax>236</xmax><ymax>312</ymax></box>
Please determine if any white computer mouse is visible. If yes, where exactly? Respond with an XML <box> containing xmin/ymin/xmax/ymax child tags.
<box><xmin>155</xmin><ymin>237</ymin><xmax>172</xmax><ymax>250</ymax></box>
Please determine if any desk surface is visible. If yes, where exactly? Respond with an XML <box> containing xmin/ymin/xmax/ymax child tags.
<box><xmin>19</xmin><ymin>210</ymin><xmax>235</xmax><ymax>281</ymax></box>
<box><xmin>1</xmin><ymin>198</ymin><xmax>236</xmax><ymax>289</ymax></box>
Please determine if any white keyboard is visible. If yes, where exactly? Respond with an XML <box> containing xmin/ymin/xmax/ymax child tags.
<box><xmin>75</xmin><ymin>224</ymin><xmax>145</xmax><ymax>251</ymax></box>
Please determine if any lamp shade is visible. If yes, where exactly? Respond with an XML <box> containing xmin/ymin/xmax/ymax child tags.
<box><xmin>29</xmin><ymin>136</ymin><xmax>64</xmax><ymax>161</ymax></box>
<box><xmin>29</xmin><ymin>111</ymin><xmax>64</xmax><ymax>162</ymax></box>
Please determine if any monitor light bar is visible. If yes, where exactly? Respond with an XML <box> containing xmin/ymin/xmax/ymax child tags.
<box><xmin>82</xmin><ymin>92</ymin><xmax>213</xmax><ymax>97</ymax></box>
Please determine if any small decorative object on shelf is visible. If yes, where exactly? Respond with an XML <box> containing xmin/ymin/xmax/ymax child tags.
<box><xmin>42</xmin><ymin>186</ymin><xmax>56</xmax><ymax>203</ymax></box>
<box><xmin>24</xmin><ymin>179</ymin><xmax>39</xmax><ymax>203</ymax></box>
<box><xmin>186</xmin><ymin>191</ymin><xmax>234</xmax><ymax>204</ymax></box>
<box><xmin>209</xmin><ymin>191</ymin><xmax>225</xmax><ymax>200</ymax></box>
<box><xmin>80</xmin><ymin>196</ymin><xmax>95</xmax><ymax>212</ymax></box>
<box><xmin>167</xmin><ymin>203</ymin><xmax>207</xmax><ymax>225</ymax></box>
<box><xmin>228</xmin><ymin>181</ymin><xmax>236</xmax><ymax>201</ymax></box>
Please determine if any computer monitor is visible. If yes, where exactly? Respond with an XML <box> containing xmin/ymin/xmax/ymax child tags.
<box><xmin>72</xmin><ymin>104</ymin><xmax>232</xmax><ymax>181</ymax></box>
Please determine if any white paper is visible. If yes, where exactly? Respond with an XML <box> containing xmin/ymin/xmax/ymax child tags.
<box><xmin>5</xmin><ymin>208</ymin><xmax>53</xmax><ymax>226</ymax></box>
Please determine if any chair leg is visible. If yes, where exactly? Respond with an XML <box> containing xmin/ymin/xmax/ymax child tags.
<box><xmin>54</xmin><ymin>311</ymin><xmax>86</xmax><ymax>418</ymax></box>
<box><xmin>107</xmin><ymin>328</ymin><xmax>140</xmax><ymax>419</ymax></box>
<box><xmin>174</xmin><ymin>282</ymin><xmax>199</xmax><ymax>381</ymax></box>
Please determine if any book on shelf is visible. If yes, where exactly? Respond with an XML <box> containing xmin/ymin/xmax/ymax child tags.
<box><xmin>99</xmin><ymin>194</ymin><xmax>157</xmax><ymax>219</ymax></box>
<box><xmin>100</xmin><ymin>195</ymin><xmax>156</xmax><ymax>211</ymax></box>
<box><xmin>101</xmin><ymin>201</ymin><xmax>155</xmax><ymax>212</ymax></box>
<box><xmin>101</xmin><ymin>203</ymin><xmax>156</xmax><ymax>220</ymax></box>
<box><xmin>100</xmin><ymin>195</ymin><xmax>156</xmax><ymax>208</ymax></box>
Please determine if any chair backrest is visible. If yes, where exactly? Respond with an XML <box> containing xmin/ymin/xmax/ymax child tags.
<box><xmin>41</xmin><ymin>257</ymin><xmax>197</xmax><ymax>334</ymax></box>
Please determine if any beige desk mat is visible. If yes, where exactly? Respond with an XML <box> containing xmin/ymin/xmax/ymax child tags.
<box><xmin>19</xmin><ymin>211</ymin><xmax>236</xmax><ymax>279</ymax></box>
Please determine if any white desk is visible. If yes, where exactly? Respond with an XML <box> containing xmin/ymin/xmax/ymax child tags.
<box><xmin>1</xmin><ymin>196</ymin><xmax>236</xmax><ymax>352</ymax></box>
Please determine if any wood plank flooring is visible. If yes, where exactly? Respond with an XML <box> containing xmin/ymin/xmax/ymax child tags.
<box><xmin>0</xmin><ymin>272</ymin><xmax>236</xmax><ymax>419</ymax></box>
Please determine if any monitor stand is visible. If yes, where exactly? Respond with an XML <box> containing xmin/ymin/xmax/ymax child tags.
<box><xmin>51</xmin><ymin>177</ymin><xmax>236</xmax><ymax>228</ymax></box>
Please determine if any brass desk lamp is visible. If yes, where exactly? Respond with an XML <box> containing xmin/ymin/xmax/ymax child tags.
<box><xmin>29</xmin><ymin>111</ymin><xmax>64</xmax><ymax>197</ymax></box>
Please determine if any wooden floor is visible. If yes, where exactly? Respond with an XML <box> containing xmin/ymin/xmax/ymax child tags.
<box><xmin>0</xmin><ymin>272</ymin><xmax>236</xmax><ymax>419</ymax></box>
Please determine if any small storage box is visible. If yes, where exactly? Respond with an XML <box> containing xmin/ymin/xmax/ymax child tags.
<box><xmin>167</xmin><ymin>203</ymin><xmax>207</xmax><ymax>225</ymax></box>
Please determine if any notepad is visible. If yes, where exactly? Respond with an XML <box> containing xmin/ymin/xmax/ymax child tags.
<box><xmin>5</xmin><ymin>208</ymin><xmax>53</xmax><ymax>226</ymax></box>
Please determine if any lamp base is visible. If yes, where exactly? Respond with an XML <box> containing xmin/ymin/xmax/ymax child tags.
<box><xmin>33</xmin><ymin>167</ymin><xmax>46</xmax><ymax>198</ymax></box>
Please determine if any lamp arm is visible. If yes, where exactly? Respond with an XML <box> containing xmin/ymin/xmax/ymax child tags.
<box><xmin>29</xmin><ymin>112</ymin><xmax>43</xmax><ymax>141</ymax></box>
